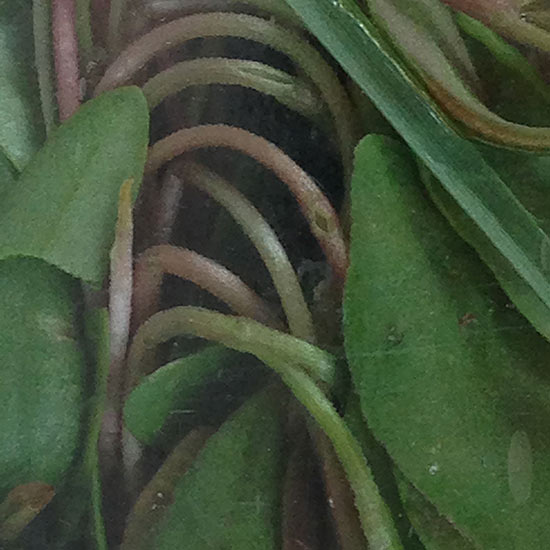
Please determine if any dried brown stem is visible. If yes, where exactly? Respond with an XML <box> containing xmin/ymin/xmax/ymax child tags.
<box><xmin>52</xmin><ymin>0</ymin><xmax>81</xmax><ymax>120</ymax></box>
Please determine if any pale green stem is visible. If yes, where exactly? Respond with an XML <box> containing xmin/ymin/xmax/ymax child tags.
<box><xmin>126</xmin><ymin>306</ymin><xmax>402</xmax><ymax>550</ymax></box>
<box><xmin>127</xmin><ymin>306</ymin><xmax>335</xmax><ymax>389</ymax></box>
<box><xmin>146</xmin><ymin>126</ymin><xmax>348</xmax><ymax>284</ymax></box>
<box><xmin>144</xmin><ymin>0</ymin><xmax>297</xmax><ymax>22</ymax></box>
<box><xmin>94</xmin><ymin>12</ymin><xmax>358</xmax><ymax>175</ymax></box>
<box><xmin>33</xmin><ymin>0</ymin><xmax>57</xmax><ymax>133</ymax></box>
<box><xmin>142</xmin><ymin>57</ymin><xmax>323</xmax><ymax>119</ymax></box>
<box><xmin>179</xmin><ymin>163</ymin><xmax>316</xmax><ymax>343</ymax></box>
<box><xmin>76</xmin><ymin>0</ymin><xmax>94</xmax><ymax>66</ymax></box>
<box><xmin>109</xmin><ymin>180</ymin><xmax>134</xmax><ymax>403</ymax></box>
<box><xmin>132</xmin><ymin>243</ymin><xmax>281</xmax><ymax>330</ymax></box>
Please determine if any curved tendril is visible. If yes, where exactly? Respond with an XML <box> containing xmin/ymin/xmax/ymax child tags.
<box><xmin>144</xmin><ymin>0</ymin><xmax>297</xmax><ymax>22</ymax></box>
<box><xmin>142</xmin><ymin>57</ymin><xmax>323</xmax><ymax>119</ymax></box>
<box><xmin>175</xmin><ymin>163</ymin><xmax>316</xmax><ymax>343</ymax></box>
<box><xmin>132</xmin><ymin>244</ymin><xmax>281</xmax><ymax>331</ymax></box>
<box><xmin>52</xmin><ymin>0</ymin><xmax>81</xmax><ymax>120</ymax></box>
<box><xmin>126</xmin><ymin>306</ymin><xmax>402</xmax><ymax>550</ymax></box>
<box><xmin>94</xmin><ymin>12</ymin><xmax>358</xmax><ymax>174</ymax></box>
<box><xmin>127</xmin><ymin>306</ymin><xmax>335</xmax><ymax>389</ymax></box>
<box><xmin>146</xmin><ymin>126</ymin><xmax>349</xmax><ymax>284</ymax></box>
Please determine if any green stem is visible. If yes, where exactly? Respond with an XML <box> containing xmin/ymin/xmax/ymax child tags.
<box><xmin>179</xmin><ymin>162</ymin><xmax>316</xmax><ymax>343</ymax></box>
<box><xmin>280</xmin><ymin>367</ymin><xmax>403</xmax><ymax>550</ymax></box>
<box><xmin>142</xmin><ymin>57</ymin><xmax>322</xmax><ymax>119</ymax></box>
<box><xmin>456</xmin><ymin>12</ymin><xmax>550</xmax><ymax>103</ymax></box>
<box><xmin>126</xmin><ymin>305</ymin><xmax>401</xmax><ymax>550</ymax></box>
<box><xmin>127</xmin><ymin>306</ymin><xmax>335</xmax><ymax>390</ymax></box>
<box><xmin>32</xmin><ymin>0</ymin><xmax>57</xmax><ymax>133</ymax></box>
<box><xmin>108</xmin><ymin>0</ymin><xmax>127</xmax><ymax>54</ymax></box>
<box><xmin>75</xmin><ymin>0</ymin><xmax>94</xmax><ymax>66</ymax></box>
<box><xmin>94</xmin><ymin>12</ymin><xmax>358</xmax><ymax>175</ymax></box>
<box><xmin>146</xmin><ymin>128</ymin><xmax>348</xmax><ymax>284</ymax></box>
<box><xmin>145</xmin><ymin>0</ymin><xmax>297</xmax><ymax>22</ymax></box>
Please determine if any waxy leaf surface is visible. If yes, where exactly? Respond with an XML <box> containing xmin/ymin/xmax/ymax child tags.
<box><xmin>0</xmin><ymin>87</ymin><xmax>149</xmax><ymax>284</ymax></box>
<box><xmin>344</xmin><ymin>136</ymin><xmax>550</xmax><ymax>549</ymax></box>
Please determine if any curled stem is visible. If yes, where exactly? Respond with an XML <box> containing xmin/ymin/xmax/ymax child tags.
<box><xmin>144</xmin><ymin>0</ymin><xmax>297</xmax><ymax>22</ymax></box>
<box><xmin>33</xmin><ymin>0</ymin><xmax>57</xmax><ymax>133</ymax></box>
<box><xmin>52</xmin><ymin>0</ymin><xmax>81</xmax><ymax>121</ymax></box>
<box><xmin>178</xmin><ymin>163</ymin><xmax>315</xmax><ymax>343</ymax></box>
<box><xmin>126</xmin><ymin>306</ymin><xmax>402</xmax><ymax>550</ymax></box>
<box><xmin>127</xmin><ymin>306</ymin><xmax>335</xmax><ymax>390</ymax></box>
<box><xmin>142</xmin><ymin>57</ymin><xmax>322</xmax><ymax>119</ymax></box>
<box><xmin>94</xmin><ymin>12</ymin><xmax>357</xmax><ymax>173</ymax></box>
<box><xmin>132</xmin><ymin>243</ymin><xmax>281</xmax><ymax>330</ymax></box>
<box><xmin>147</xmin><ymin>127</ymin><xmax>348</xmax><ymax>284</ymax></box>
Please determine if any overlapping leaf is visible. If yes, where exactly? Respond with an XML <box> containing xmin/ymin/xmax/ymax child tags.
<box><xmin>124</xmin><ymin>346</ymin><xmax>233</xmax><ymax>445</ymax></box>
<box><xmin>0</xmin><ymin>257</ymin><xmax>86</xmax><ymax>499</ymax></box>
<box><xmin>285</xmin><ymin>0</ymin><xmax>550</xmax><ymax>342</ymax></box>
<box><xmin>344</xmin><ymin>135</ymin><xmax>550</xmax><ymax>549</ymax></box>
<box><xmin>137</xmin><ymin>390</ymin><xmax>285</xmax><ymax>549</ymax></box>
<box><xmin>0</xmin><ymin>87</ymin><xmax>149</xmax><ymax>285</ymax></box>
<box><xmin>0</xmin><ymin>0</ymin><xmax>45</xmax><ymax>170</ymax></box>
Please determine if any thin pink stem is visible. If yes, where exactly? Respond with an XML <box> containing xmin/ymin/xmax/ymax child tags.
<box><xmin>132</xmin><ymin>244</ymin><xmax>281</xmax><ymax>332</ymax></box>
<box><xmin>52</xmin><ymin>0</ymin><xmax>81</xmax><ymax>120</ymax></box>
<box><xmin>146</xmin><ymin>125</ymin><xmax>349</xmax><ymax>283</ymax></box>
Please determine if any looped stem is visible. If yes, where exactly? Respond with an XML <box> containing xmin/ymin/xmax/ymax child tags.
<box><xmin>132</xmin><ymin>243</ymin><xmax>281</xmax><ymax>331</ymax></box>
<box><xmin>126</xmin><ymin>306</ymin><xmax>402</xmax><ymax>550</ymax></box>
<box><xmin>146</xmin><ymin>126</ymin><xmax>349</xmax><ymax>284</ymax></box>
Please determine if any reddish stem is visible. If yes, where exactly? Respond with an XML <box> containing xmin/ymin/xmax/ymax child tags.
<box><xmin>52</xmin><ymin>0</ymin><xmax>81</xmax><ymax>120</ymax></box>
<box><xmin>132</xmin><ymin>244</ymin><xmax>281</xmax><ymax>332</ymax></box>
<box><xmin>146</xmin><ymin>125</ymin><xmax>349</xmax><ymax>283</ymax></box>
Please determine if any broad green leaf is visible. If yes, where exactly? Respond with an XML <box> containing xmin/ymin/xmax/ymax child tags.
<box><xmin>47</xmin><ymin>308</ymin><xmax>109</xmax><ymax>550</ymax></box>
<box><xmin>395</xmin><ymin>474</ymin><xmax>475</xmax><ymax>550</ymax></box>
<box><xmin>124</xmin><ymin>346</ymin><xmax>233</xmax><ymax>445</ymax></box>
<box><xmin>150</xmin><ymin>389</ymin><xmax>285</xmax><ymax>549</ymax></box>
<box><xmin>344</xmin><ymin>135</ymin><xmax>550</xmax><ymax>549</ymax></box>
<box><xmin>0</xmin><ymin>257</ymin><xmax>86</xmax><ymax>499</ymax></box>
<box><xmin>0</xmin><ymin>87</ymin><xmax>149</xmax><ymax>285</ymax></box>
<box><xmin>286</xmin><ymin>0</ymin><xmax>550</xmax><ymax>339</ymax></box>
<box><xmin>122</xmin><ymin>427</ymin><xmax>214</xmax><ymax>550</ymax></box>
<box><xmin>0</xmin><ymin>0</ymin><xmax>45</xmax><ymax>170</ymax></box>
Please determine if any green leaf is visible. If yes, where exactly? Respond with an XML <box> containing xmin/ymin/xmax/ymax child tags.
<box><xmin>0</xmin><ymin>0</ymin><xmax>45</xmax><ymax>170</ymax></box>
<box><xmin>0</xmin><ymin>150</ymin><xmax>17</xmax><ymax>192</ymax></box>
<box><xmin>0</xmin><ymin>87</ymin><xmax>149</xmax><ymax>285</ymax></box>
<box><xmin>395</xmin><ymin>474</ymin><xmax>475</xmax><ymax>550</ymax></box>
<box><xmin>344</xmin><ymin>135</ymin><xmax>550</xmax><ymax>549</ymax></box>
<box><xmin>124</xmin><ymin>346</ymin><xmax>233</xmax><ymax>445</ymax></box>
<box><xmin>285</xmin><ymin>0</ymin><xmax>550</xmax><ymax>334</ymax></box>
<box><xmin>150</xmin><ymin>389</ymin><xmax>285</xmax><ymax>549</ymax></box>
<box><xmin>0</xmin><ymin>257</ymin><xmax>86</xmax><ymax>499</ymax></box>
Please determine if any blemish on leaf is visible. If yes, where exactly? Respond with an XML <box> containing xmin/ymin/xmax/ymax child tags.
<box><xmin>508</xmin><ymin>430</ymin><xmax>533</xmax><ymax>505</ymax></box>
<box><xmin>458</xmin><ymin>312</ymin><xmax>477</xmax><ymax>327</ymax></box>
